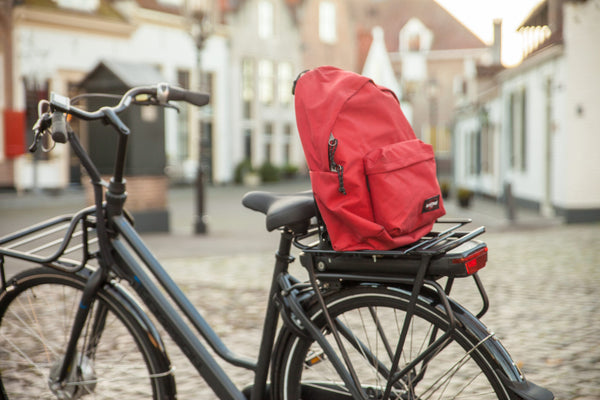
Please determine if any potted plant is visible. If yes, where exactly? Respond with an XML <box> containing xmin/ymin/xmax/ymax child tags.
<box><xmin>234</xmin><ymin>159</ymin><xmax>260</xmax><ymax>186</ymax></box>
<box><xmin>457</xmin><ymin>188</ymin><xmax>474</xmax><ymax>208</ymax></box>
<box><xmin>281</xmin><ymin>164</ymin><xmax>299</xmax><ymax>180</ymax></box>
<box><xmin>259</xmin><ymin>161</ymin><xmax>280</xmax><ymax>183</ymax></box>
<box><xmin>439</xmin><ymin>180</ymin><xmax>451</xmax><ymax>199</ymax></box>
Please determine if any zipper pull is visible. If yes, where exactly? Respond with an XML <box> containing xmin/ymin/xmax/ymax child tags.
<box><xmin>328</xmin><ymin>132</ymin><xmax>337</xmax><ymax>172</ymax></box>
<box><xmin>327</xmin><ymin>133</ymin><xmax>346</xmax><ymax>195</ymax></box>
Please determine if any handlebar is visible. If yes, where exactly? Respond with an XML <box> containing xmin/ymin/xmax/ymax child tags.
<box><xmin>163</xmin><ymin>85</ymin><xmax>210</xmax><ymax>107</ymax></box>
<box><xmin>49</xmin><ymin>83</ymin><xmax>209</xmax><ymax>121</ymax></box>
<box><xmin>27</xmin><ymin>83</ymin><xmax>210</xmax><ymax>225</ymax></box>
<box><xmin>30</xmin><ymin>83</ymin><xmax>209</xmax><ymax>151</ymax></box>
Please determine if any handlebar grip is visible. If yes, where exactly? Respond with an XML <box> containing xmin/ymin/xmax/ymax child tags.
<box><xmin>167</xmin><ymin>86</ymin><xmax>210</xmax><ymax>107</ymax></box>
<box><xmin>51</xmin><ymin>112</ymin><xmax>68</xmax><ymax>143</ymax></box>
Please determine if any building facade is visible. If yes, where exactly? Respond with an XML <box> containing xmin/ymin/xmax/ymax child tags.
<box><xmin>0</xmin><ymin>0</ymin><xmax>200</xmax><ymax>190</ymax></box>
<box><xmin>198</xmin><ymin>0</ymin><xmax>304</xmax><ymax>183</ymax></box>
<box><xmin>348</xmin><ymin>0</ymin><xmax>492</xmax><ymax>181</ymax></box>
<box><xmin>453</xmin><ymin>0</ymin><xmax>600</xmax><ymax>222</ymax></box>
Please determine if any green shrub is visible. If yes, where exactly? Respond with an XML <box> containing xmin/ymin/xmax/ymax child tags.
<box><xmin>281</xmin><ymin>164</ymin><xmax>299</xmax><ymax>179</ymax></box>
<box><xmin>457</xmin><ymin>188</ymin><xmax>474</xmax><ymax>208</ymax></box>
<box><xmin>259</xmin><ymin>162</ymin><xmax>280</xmax><ymax>183</ymax></box>
<box><xmin>234</xmin><ymin>159</ymin><xmax>253</xmax><ymax>184</ymax></box>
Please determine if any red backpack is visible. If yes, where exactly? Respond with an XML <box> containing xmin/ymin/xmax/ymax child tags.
<box><xmin>294</xmin><ymin>66</ymin><xmax>445</xmax><ymax>251</ymax></box>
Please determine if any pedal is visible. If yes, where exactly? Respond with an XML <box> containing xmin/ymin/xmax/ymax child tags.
<box><xmin>304</xmin><ymin>350</ymin><xmax>326</xmax><ymax>366</ymax></box>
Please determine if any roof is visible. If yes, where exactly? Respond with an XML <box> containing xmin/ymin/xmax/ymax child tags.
<box><xmin>80</xmin><ymin>60</ymin><xmax>168</xmax><ymax>88</ymax></box>
<box><xmin>219</xmin><ymin>0</ymin><xmax>301</xmax><ymax>12</ymax></box>
<box><xmin>518</xmin><ymin>0</ymin><xmax>549</xmax><ymax>29</ymax></box>
<box><xmin>353</xmin><ymin>0</ymin><xmax>487</xmax><ymax>53</ymax></box>
<box><xmin>134</xmin><ymin>0</ymin><xmax>184</xmax><ymax>15</ymax></box>
<box><xmin>476</xmin><ymin>64</ymin><xmax>505</xmax><ymax>78</ymax></box>
<box><xmin>22</xmin><ymin>0</ymin><xmax>126</xmax><ymax>21</ymax></box>
<box><xmin>515</xmin><ymin>0</ymin><xmax>588</xmax><ymax>60</ymax></box>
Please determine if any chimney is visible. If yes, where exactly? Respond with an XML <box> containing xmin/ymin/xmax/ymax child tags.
<box><xmin>492</xmin><ymin>19</ymin><xmax>502</xmax><ymax>65</ymax></box>
<box><xmin>548</xmin><ymin>0</ymin><xmax>564</xmax><ymax>40</ymax></box>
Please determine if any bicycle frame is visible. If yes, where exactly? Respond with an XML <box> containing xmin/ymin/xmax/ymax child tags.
<box><xmin>0</xmin><ymin>189</ymin><xmax>297</xmax><ymax>400</ymax></box>
<box><xmin>0</xmin><ymin>86</ymin><xmax>553</xmax><ymax>400</ymax></box>
<box><xmin>0</xmin><ymin>89</ymin><xmax>362</xmax><ymax>400</ymax></box>
<box><xmin>106</xmin><ymin>212</ymin><xmax>286</xmax><ymax>400</ymax></box>
<box><xmin>68</xmin><ymin>114</ymin><xmax>293</xmax><ymax>399</ymax></box>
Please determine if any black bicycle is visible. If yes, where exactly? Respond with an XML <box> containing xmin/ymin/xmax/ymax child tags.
<box><xmin>0</xmin><ymin>83</ymin><xmax>553</xmax><ymax>399</ymax></box>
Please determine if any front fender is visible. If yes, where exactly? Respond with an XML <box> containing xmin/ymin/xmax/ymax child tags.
<box><xmin>107</xmin><ymin>277</ymin><xmax>170</xmax><ymax>356</ymax></box>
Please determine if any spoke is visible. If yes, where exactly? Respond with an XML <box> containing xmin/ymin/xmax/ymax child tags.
<box><xmin>1</xmin><ymin>332</ymin><xmax>49</xmax><ymax>378</ymax></box>
<box><xmin>335</xmin><ymin>313</ymin><xmax>392</xmax><ymax>381</ymax></box>
<box><xmin>368</xmin><ymin>306</ymin><xmax>394</xmax><ymax>360</ymax></box>
<box><xmin>304</xmin><ymin>381</ymin><xmax>355</xmax><ymax>396</ymax></box>
<box><xmin>62</xmin><ymin>365</ymin><xmax>176</xmax><ymax>387</ymax></box>
<box><xmin>4</xmin><ymin>310</ymin><xmax>60</xmax><ymax>360</ymax></box>
<box><xmin>418</xmin><ymin>334</ymin><xmax>495</xmax><ymax>399</ymax></box>
<box><xmin>355</xmin><ymin>308</ymin><xmax>382</xmax><ymax>388</ymax></box>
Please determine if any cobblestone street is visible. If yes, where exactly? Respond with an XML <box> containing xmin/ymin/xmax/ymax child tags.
<box><xmin>158</xmin><ymin>223</ymin><xmax>600</xmax><ymax>400</ymax></box>
<box><xmin>1</xmin><ymin>182</ymin><xmax>599</xmax><ymax>398</ymax></box>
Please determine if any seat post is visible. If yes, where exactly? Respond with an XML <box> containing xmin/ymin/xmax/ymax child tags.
<box><xmin>251</xmin><ymin>229</ymin><xmax>295</xmax><ymax>400</ymax></box>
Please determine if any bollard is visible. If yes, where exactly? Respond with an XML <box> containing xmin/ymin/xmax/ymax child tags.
<box><xmin>195</xmin><ymin>166</ymin><xmax>208</xmax><ymax>234</ymax></box>
<box><xmin>504</xmin><ymin>182</ymin><xmax>516</xmax><ymax>222</ymax></box>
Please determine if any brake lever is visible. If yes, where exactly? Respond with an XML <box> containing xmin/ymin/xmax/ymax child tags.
<box><xmin>28</xmin><ymin>131</ymin><xmax>43</xmax><ymax>153</ymax></box>
<box><xmin>132</xmin><ymin>96</ymin><xmax>181</xmax><ymax>113</ymax></box>
<box><xmin>29</xmin><ymin>113</ymin><xmax>53</xmax><ymax>153</ymax></box>
<box><xmin>163</xmin><ymin>102</ymin><xmax>181</xmax><ymax>112</ymax></box>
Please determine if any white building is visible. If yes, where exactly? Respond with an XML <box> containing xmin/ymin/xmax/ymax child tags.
<box><xmin>350</xmin><ymin>0</ymin><xmax>491</xmax><ymax>180</ymax></box>
<box><xmin>453</xmin><ymin>0</ymin><xmax>600</xmax><ymax>223</ymax></box>
<box><xmin>200</xmin><ymin>0</ymin><xmax>304</xmax><ymax>184</ymax></box>
<box><xmin>1</xmin><ymin>0</ymin><xmax>306</xmax><ymax>189</ymax></box>
<box><xmin>0</xmin><ymin>0</ymin><xmax>200</xmax><ymax>190</ymax></box>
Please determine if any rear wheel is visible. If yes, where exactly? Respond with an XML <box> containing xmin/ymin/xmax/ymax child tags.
<box><xmin>0</xmin><ymin>266</ymin><xmax>175</xmax><ymax>399</ymax></box>
<box><xmin>272</xmin><ymin>285</ymin><xmax>512</xmax><ymax>399</ymax></box>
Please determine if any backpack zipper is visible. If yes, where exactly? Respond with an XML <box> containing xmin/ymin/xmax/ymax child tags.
<box><xmin>328</xmin><ymin>133</ymin><xmax>346</xmax><ymax>195</ymax></box>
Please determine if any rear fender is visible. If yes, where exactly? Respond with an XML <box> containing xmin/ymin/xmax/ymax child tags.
<box><xmin>445</xmin><ymin>295</ymin><xmax>554</xmax><ymax>400</ymax></box>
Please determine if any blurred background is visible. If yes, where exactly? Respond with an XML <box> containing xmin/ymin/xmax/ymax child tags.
<box><xmin>1</xmin><ymin>2</ymin><xmax>599</xmax><ymax>398</ymax></box>
<box><xmin>1</xmin><ymin>0</ymin><xmax>599</xmax><ymax>228</ymax></box>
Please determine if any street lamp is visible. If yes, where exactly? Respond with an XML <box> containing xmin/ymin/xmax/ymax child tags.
<box><xmin>189</xmin><ymin>6</ymin><xmax>212</xmax><ymax>235</ymax></box>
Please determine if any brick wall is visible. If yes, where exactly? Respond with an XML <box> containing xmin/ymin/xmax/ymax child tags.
<box><xmin>86</xmin><ymin>175</ymin><xmax>168</xmax><ymax>212</ymax></box>
<box><xmin>0</xmin><ymin>160</ymin><xmax>15</xmax><ymax>188</ymax></box>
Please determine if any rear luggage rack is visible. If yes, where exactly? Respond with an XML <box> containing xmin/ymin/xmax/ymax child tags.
<box><xmin>295</xmin><ymin>218</ymin><xmax>492</xmax><ymax>327</ymax></box>
<box><xmin>295</xmin><ymin>218</ymin><xmax>488</xmax><ymax>279</ymax></box>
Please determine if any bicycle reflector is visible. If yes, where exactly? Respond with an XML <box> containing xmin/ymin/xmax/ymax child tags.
<box><xmin>453</xmin><ymin>246</ymin><xmax>488</xmax><ymax>275</ymax></box>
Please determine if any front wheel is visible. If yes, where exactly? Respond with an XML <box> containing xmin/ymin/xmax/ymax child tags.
<box><xmin>271</xmin><ymin>285</ymin><xmax>513</xmax><ymax>399</ymax></box>
<box><xmin>0</xmin><ymin>266</ymin><xmax>175</xmax><ymax>399</ymax></box>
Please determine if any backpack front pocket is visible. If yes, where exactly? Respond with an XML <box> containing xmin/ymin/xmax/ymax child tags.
<box><xmin>364</xmin><ymin>139</ymin><xmax>445</xmax><ymax>236</ymax></box>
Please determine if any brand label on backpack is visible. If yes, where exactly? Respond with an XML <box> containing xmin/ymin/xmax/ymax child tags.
<box><xmin>422</xmin><ymin>195</ymin><xmax>441</xmax><ymax>213</ymax></box>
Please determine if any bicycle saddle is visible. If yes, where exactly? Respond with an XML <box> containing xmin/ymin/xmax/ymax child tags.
<box><xmin>242</xmin><ymin>191</ymin><xmax>316</xmax><ymax>233</ymax></box>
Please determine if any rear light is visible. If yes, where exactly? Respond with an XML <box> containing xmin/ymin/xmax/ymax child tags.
<box><xmin>453</xmin><ymin>247</ymin><xmax>488</xmax><ymax>275</ymax></box>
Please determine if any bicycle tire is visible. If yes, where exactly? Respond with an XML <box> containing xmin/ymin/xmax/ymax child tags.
<box><xmin>271</xmin><ymin>284</ymin><xmax>513</xmax><ymax>399</ymax></box>
<box><xmin>0</xmin><ymin>266</ymin><xmax>176</xmax><ymax>399</ymax></box>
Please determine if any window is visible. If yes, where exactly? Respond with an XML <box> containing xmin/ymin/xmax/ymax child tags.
<box><xmin>319</xmin><ymin>1</ymin><xmax>337</xmax><ymax>44</ymax></box>
<box><xmin>176</xmin><ymin>69</ymin><xmax>190</xmax><ymax>160</ymax></box>
<box><xmin>480</xmin><ymin>110</ymin><xmax>494</xmax><ymax>174</ymax></box>
<box><xmin>244</xmin><ymin>128</ymin><xmax>253</xmax><ymax>160</ymax></box>
<box><xmin>24</xmin><ymin>78</ymin><xmax>50</xmax><ymax>161</ymax></box>
<box><xmin>258</xmin><ymin>59</ymin><xmax>274</xmax><ymax>105</ymax></box>
<box><xmin>408</xmin><ymin>33</ymin><xmax>421</xmax><ymax>51</ymax></box>
<box><xmin>278</xmin><ymin>62</ymin><xmax>293</xmax><ymax>106</ymax></box>
<box><xmin>264</xmin><ymin>123</ymin><xmax>273</xmax><ymax>162</ymax></box>
<box><xmin>258</xmin><ymin>0</ymin><xmax>274</xmax><ymax>39</ymax></box>
<box><xmin>508</xmin><ymin>88</ymin><xmax>527</xmax><ymax>171</ymax></box>
<box><xmin>283</xmin><ymin>124</ymin><xmax>293</xmax><ymax>164</ymax></box>
<box><xmin>469</xmin><ymin>131</ymin><xmax>479</xmax><ymax>175</ymax></box>
<box><xmin>242</xmin><ymin>58</ymin><xmax>254</xmax><ymax>119</ymax></box>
